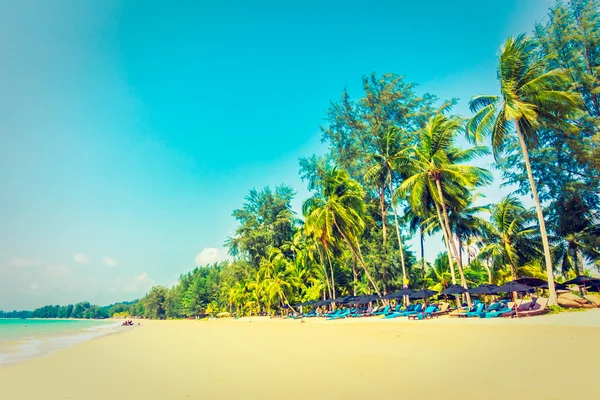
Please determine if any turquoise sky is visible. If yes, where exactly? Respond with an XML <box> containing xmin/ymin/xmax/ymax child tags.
<box><xmin>0</xmin><ymin>0</ymin><xmax>553</xmax><ymax>310</ymax></box>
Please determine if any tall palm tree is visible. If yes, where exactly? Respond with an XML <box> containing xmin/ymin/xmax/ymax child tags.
<box><xmin>397</xmin><ymin>112</ymin><xmax>492</xmax><ymax>302</ymax></box>
<box><xmin>303</xmin><ymin>168</ymin><xmax>381</xmax><ymax>296</ymax></box>
<box><xmin>477</xmin><ymin>195</ymin><xmax>542</xmax><ymax>280</ymax></box>
<box><xmin>467</xmin><ymin>34</ymin><xmax>581</xmax><ymax>304</ymax></box>
<box><xmin>365</xmin><ymin>126</ymin><xmax>410</xmax><ymax>287</ymax></box>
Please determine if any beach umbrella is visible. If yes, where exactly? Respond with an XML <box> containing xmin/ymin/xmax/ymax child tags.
<box><xmin>539</xmin><ymin>282</ymin><xmax>568</xmax><ymax>291</ymax></box>
<box><xmin>353</xmin><ymin>295</ymin><xmax>379</xmax><ymax>305</ymax></box>
<box><xmin>440</xmin><ymin>285</ymin><xmax>467</xmax><ymax>296</ymax></box>
<box><xmin>494</xmin><ymin>282</ymin><xmax>533</xmax><ymax>293</ymax></box>
<box><xmin>564</xmin><ymin>276</ymin><xmax>600</xmax><ymax>296</ymax></box>
<box><xmin>334</xmin><ymin>295</ymin><xmax>353</xmax><ymax>304</ymax></box>
<box><xmin>382</xmin><ymin>288</ymin><xmax>415</xmax><ymax>299</ymax></box>
<box><xmin>564</xmin><ymin>276</ymin><xmax>600</xmax><ymax>286</ymax></box>
<box><xmin>494</xmin><ymin>282</ymin><xmax>534</xmax><ymax>317</ymax></box>
<box><xmin>468</xmin><ymin>284</ymin><xmax>498</xmax><ymax>295</ymax></box>
<box><xmin>510</xmin><ymin>278</ymin><xmax>548</xmax><ymax>287</ymax></box>
<box><xmin>409</xmin><ymin>289</ymin><xmax>437</xmax><ymax>300</ymax></box>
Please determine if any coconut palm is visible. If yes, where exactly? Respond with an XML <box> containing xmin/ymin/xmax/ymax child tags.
<box><xmin>303</xmin><ymin>168</ymin><xmax>381</xmax><ymax>296</ymax></box>
<box><xmin>467</xmin><ymin>34</ymin><xmax>581</xmax><ymax>304</ymax></box>
<box><xmin>397</xmin><ymin>112</ymin><xmax>492</xmax><ymax>302</ymax></box>
<box><xmin>477</xmin><ymin>195</ymin><xmax>542</xmax><ymax>280</ymax></box>
<box><xmin>365</xmin><ymin>126</ymin><xmax>411</xmax><ymax>287</ymax></box>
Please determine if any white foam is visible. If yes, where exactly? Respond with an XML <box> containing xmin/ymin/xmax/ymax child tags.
<box><xmin>0</xmin><ymin>321</ymin><xmax>127</xmax><ymax>365</ymax></box>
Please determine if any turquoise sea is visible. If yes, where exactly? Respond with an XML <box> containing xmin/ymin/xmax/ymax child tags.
<box><xmin>0</xmin><ymin>319</ymin><xmax>122</xmax><ymax>365</ymax></box>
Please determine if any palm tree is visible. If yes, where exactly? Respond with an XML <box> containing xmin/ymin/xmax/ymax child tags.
<box><xmin>303</xmin><ymin>168</ymin><xmax>381</xmax><ymax>296</ymax></box>
<box><xmin>397</xmin><ymin>112</ymin><xmax>492</xmax><ymax>303</ymax></box>
<box><xmin>467</xmin><ymin>34</ymin><xmax>581</xmax><ymax>305</ymax></box>
<box><xmin>365</xmin><ymin>126</ymin><xmax>410</xmax><ymax>287</ymax></box>
<box><xmin>477</xmin><ymin>195</ymin><xmax>542</xmax><ymax>280</ymax></box>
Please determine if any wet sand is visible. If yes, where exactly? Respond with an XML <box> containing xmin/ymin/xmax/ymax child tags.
<box><xmin>1</xmin><ymin>310</ymin><xmax>599</xmax><ymax>400</ymax></box>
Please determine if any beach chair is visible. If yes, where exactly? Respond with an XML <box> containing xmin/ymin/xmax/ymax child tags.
<box><xmin>386</xmin><ymin>304</ymin><xmax>422</xmax><ymax>319</ymax></box>
<box><xmin>323</xmin><ymin>309</ymin><xmax>342</xmax><ymax>318</ymax></box>
<box><xmin>402</xmin><ymin>303</ymin><xmax>424</xmax><ymax>317</ymax></box>
<box><xmin>371</xmin><ymin>305</ymin><xmax>390</xmax><ymax>316</ymax></box>
<box><xmin>484</xmin><ymin>302</ymin><xmax>514</xmax><ymax>318</ymax></box>
<box><xmin>517</xmin><ymin>297</ymin><xmax>549</xmax><ymax>317</ymax></box>
<box><xmin>471</xmin><ymin>302</ymin><xmax>501</xmax><ymax>318</ymax></box>
<box><xmin>430</xmin><ymin>302</ymin><xmax>450</xmax><ymax>317</ymax></box>
<box><xmin>350</xmin><ymin>306</ymin><xmax>373</xmax><ymax>318</ymax></box>
<box><xmin>383</xmin><ymin>304</ymin><xmax>415</xmax><ymax>319</ymax></box>
<box><xmin>328</xmin><ymin>309</ymin><xmax>351</xmax><ymax>320</ymax></box>
<box><xmin>464</xmin><ymin>303</ymin><xmax>486</xmax><ymax>317</ymax></box>
<box><xmin>383</xmin><ymin>304</ymin><xmax>403</xmax><ymax>316</ymax></box>
<box><xmin>407</xmin><ymin>305</ymin><xmax>438</xmax><ymax>320</ymax></box>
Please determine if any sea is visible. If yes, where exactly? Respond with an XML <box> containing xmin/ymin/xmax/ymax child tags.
<box><xmin>0</xmin><ymin>318</ymin><xmax>123</xmax><ymax>365</ymax></box>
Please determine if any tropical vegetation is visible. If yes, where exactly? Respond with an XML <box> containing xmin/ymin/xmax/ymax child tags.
<box><xmin>2</xmin><ymin>0</ymin><xmax>599</xmax><ymax>318</ymax></box>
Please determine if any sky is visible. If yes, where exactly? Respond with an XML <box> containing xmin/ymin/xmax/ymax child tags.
<box><xmin>0</xmin><ymin>0</ymin><xmax>555</xmax><ymax>310</ymax></box>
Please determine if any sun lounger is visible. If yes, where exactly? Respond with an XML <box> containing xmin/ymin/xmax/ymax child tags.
<box><xmin>383</xmin><ymin>304</ymin><xmax>404</xmax><ymax>316</ymax></box>
<box><xmin>430</xmin><ymin>302</ymin><xmax>450</xmax><ymax>317</ymax></box>
<box><xmin>449</xmin><ymin>303</ymin><xmax>476</xmax><ymax>318</ymax></box>
<box><xmin>464</xmin><ymin>303</ymin><xmax>486</xmax><ymax>318</ymax></box>
<box><xmin>371</xmin><ymin>305</ymin><xmax>390</xmax><ymax>316</ymax></box>
<box><xmin>328</xmin><ymin>309</ymin><xmax>351</xmax><ymax>320</ymax></box>
<box><xmin>383</xmin><ymin>304</ymin><xmax>415</xmax><ymax>319</ymax></box>
<box><xmin>517</xmin><ymin>297</ymin><xmax>548</xmax><ymax>317</ymax></box>
<box><xmin>408</xmin><ymin>305</ymin><xmax>438</xmax><ymax>320</ymax></box>
<box><xmin>386</xmin><ymin>304</ymin><xmax>423</xmax><ymax>319</ymax></box>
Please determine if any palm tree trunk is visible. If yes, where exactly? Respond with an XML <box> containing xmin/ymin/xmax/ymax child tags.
<box><xmin>325</xmin><ymin>249</ymin><xmax>336</xmax><ymax>300</ymax></box>
<box><xmin>316</xmin><ymin>246</ymin><xmax>333</xmax><ymax>299</ymax></box>
<box><xmin>457</xmin><ymin>229</ymin><xmax>463</xmax><ymax>268</ymax></box>
<box><xmin>379</xmin><ymin>188</ymin><xmax>387</xmax><ymax>243</ymax></box>
<box><xmin>577</xmin><ymin>247</ymin><xmax>587</xmax><ymax>295</ymax></box>
<box><xmin>435</xmin><ymin>179</ymin><xmax>471</xmax><ymax>306</ymax></box>
<box><xmin>577</xmin><ymin>247</ymin><xmax>585</xmax><ymax>277</ymax></box>
<box><xmin>485</xmin><ymin>258</ymin><xmax>492</xmax><ymax>284</ymax></box>
<box><xmin>352</xmin><ymin>258</ymin><xmax>357</xmax><ymax>296</ymax></box>
<box><xmin>333</xmin><ymin>220</ymin><xmax>381</xmax><ymax>296</ymax></box>
<box><xmin>420</xmin><ymin>224</ymin><xmax>426</xmax><ymax>286</ymax></box>
<box><xmin>388</xmin><ymin>179</ymin><xmax>408</xmax><ymax>288</ymax></box>
<box><xmin>435</xmin><ymin>179</ymin><xmax>471</xmax><ymax>298</ymax></box>
<box><xmin>514</xmin><ymin>119</ymin><xmax>557</xmax><ymax>306</ymax></box>
<box><xmin>281</xmin><ymin>291</ymin><xmax>296</xmax><ymax>314</ymax></box>
<box><xmin>434</xmin><ymin>200</ymin><xmax>457</xmax><ymax>285</ymax></box>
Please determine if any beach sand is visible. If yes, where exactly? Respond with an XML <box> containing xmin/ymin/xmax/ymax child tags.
<box><xmin>1</xmin><ymin>310</ymin><xmax>599</xmax><ymax>400</ymax></box>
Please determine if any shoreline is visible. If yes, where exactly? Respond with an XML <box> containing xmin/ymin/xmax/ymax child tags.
<box><xmin>0</xmin><ymin>310</ymin><xmax>598</xmax><ymax>399</ymax></box>
<box><xmin>0</xmin><ymin>319</ymin><xmax>125</xmax><ymax>365</ymax></box>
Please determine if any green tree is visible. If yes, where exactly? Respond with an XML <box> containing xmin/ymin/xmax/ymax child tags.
<box><xmin>398</xmin><ymin>112</ymin><xmax>491</xmax><ymax>303</ymax></box>
<box><xmin>467</xmin><ymin>34</ymin><xmax>580</xmax><ymax>305</ymax></box>
<box><xmin>303</xmin><ymin>168</ymin><xmax>381</xmax><ymax>296</ymax></box>
<box><xmin>477</xmin><ymin>195</ymin><xmax>542</xmax><ymax>280</ymax></box>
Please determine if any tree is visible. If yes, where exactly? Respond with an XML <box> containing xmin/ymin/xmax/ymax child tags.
<box><xmin>143</xmin><ymin>286</ymin><xmax>168</xmax><ymax>319</ymax></box>
<box><xmin>303</xmin><ymin>168</ymin><xmax>381</xmax><ymax>296</ymax></box>
<box><xmin>477</xmin><ymin>195</ymin><xmax>542</xmax><ymax>280</ymax></box>
<box><xmin>227</xmin><ymin>185</ymin><xmax>297</xmax><ymax>267</ymax></box>
<box><xmin>398</xmin><ymin>112</ymin><xmax>492</xmax><ymax>304</ymax></box>
<box><xmin>365</xmin><ymin>126</ymin><xmax>410</xmax><ymax>288</ymax></box>
<box><xmin>467</xmin><ymin>34</ymin><xmax>581</xmax><ymax>305</ymax></box>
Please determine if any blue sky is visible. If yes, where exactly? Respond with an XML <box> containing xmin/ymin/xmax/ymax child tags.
<box><xmin>0</xmin><ymin>0</ymin><xmax>554</xmax><ymax>310</ymax></box>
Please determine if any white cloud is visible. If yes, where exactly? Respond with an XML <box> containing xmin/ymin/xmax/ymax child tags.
<box><xmin>45</xmin><ymin>264</ymin><xmax>71</xmax><ymax>277</ymax></box>
<box><xmin>195</xmin><ymin>247</ymin><xmax>222</xmax><ymax>266</ymax></box>
<box><xmin>30</xmin><ymin>283</ymin><xmax>40</xmax><ymax>291</ymax></box>
<box><xmin>8</xmin><ymin>258</ymin><xmax>43</xmax><ymax>268</ymax></box>
<box><xmin>122</xmin><ymin>273</ymin><xmax>154</xmax><ymax>293</ymax></box>
<box><xmin>103</xmin><ymin>256</ymin><xmax>117</xmax><ymax>267</ymax></box>
<box><xmin>73</xmin><ymin>253</ymin><xmax>90</xmax><ymax>264</ymax></box>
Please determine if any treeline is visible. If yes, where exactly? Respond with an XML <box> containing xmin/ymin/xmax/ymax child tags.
<box><xmin>0</xmin><ymin>301</ymin><xmax>140</xmax><ymax>320</ymax></box>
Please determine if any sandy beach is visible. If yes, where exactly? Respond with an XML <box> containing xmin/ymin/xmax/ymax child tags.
<box><xmin>1</xmin><ymin>311</ymin><xmax>599</xmax><ymax>400</ymax></box>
